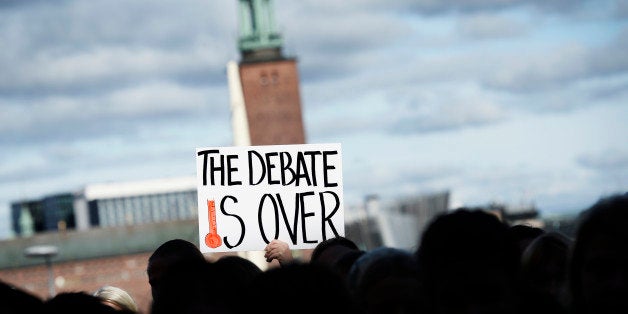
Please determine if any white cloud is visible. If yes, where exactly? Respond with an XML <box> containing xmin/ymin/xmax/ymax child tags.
<box><xmin>0</xmin><ymin>44</ymin><xmax>228</xmax><ymax>94</ymax></box>
<box><xmin>484</xmin><ymin>42</ymin><xmax>589</xmax><ymax>91</ymax></box>
<box><xmin>106</xmin><ymin>81</ymin><xmax>211</xmax><ymax>116</ymax></box>
<box><xmin>457</xmin><ymin>12</ymin><xmax>527</xmax><ymax>39</ymax></box>
<box><xmin>578</xmin><ymin>148</ymin><xmax>628</xmax><ymax>171</ymax></box>
<box><xmin>0</xmin><ymin>81</ymin><xmax>222</xmax><ymax>145</ymax></box>
<box><xmin>0</xmin><ymin>0</ymin><xmax>235</xmax><ymax>96</ymax></box>
<box><xmin>388</xmin><ymin>84</ymin><xmax>508</xmax><ymax>134</ymax></box>
<box><xmin>484</xmin><ymin>27</ymin><xmax>628</xmax><ymax>92</ymax></box>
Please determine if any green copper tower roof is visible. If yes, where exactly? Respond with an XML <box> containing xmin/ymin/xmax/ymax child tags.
<box><xmin>237</xmin><ymin>0</ymin><xmax>284</xmax><ymax>62</ymax></box>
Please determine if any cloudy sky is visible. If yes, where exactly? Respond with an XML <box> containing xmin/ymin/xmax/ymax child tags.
<box><xmin>1</xmin><ymin>0</ymin><xmax>627</xmax><ymax>239</ymax></box>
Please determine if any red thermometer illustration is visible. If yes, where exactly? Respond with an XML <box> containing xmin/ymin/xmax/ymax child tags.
<box><xmin>205</xmin><ymin>199</ymin><xmax>222</xmax><ymax>248</ymax></box>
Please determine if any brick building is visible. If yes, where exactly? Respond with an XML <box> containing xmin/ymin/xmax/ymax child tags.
<box><xmin>0</xmin><ymin>252</ymin><xmax>153</xmax><ymax>312</ymax></box>
<box><xmin>0</xmin><ymin>219</ymin><xmax>199</xmax><ymax>313</ymax></box>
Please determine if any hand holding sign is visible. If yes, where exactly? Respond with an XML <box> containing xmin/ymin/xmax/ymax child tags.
<box><xmin>264</xmin><ymin>239</ymin><xmax>294</xmax><ymax>266</ymax></box>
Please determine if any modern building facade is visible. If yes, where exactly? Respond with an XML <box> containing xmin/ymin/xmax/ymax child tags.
<box><xmin>74</xmin><ymin>176</ymin><xmax>197</xmax><ymax>230</ymax></box>
<box><xmin>10</xmin><ymin>176</ymin><xmax>198</xmax><ymax>237</ymax></box>
<box><xmin>11</xmin><ymin>193</ymin><xmax>75</xmax><ymax>237</ymax></box>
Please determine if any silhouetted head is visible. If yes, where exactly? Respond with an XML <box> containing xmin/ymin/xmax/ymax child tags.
<box><xmin>348</xmin><ymin>246</ymin><xmax>421</xmax><ymax>314</ymax></box>
<box><xmin>508</xmin><ymin>224</ymin><xmax>546</xmax><ymax>258</ymax></box>
<box><xmin>93</xmin><ymin>285</ymin><xmax>139</xmax><ymax>313</ymax></box>
<box><xmin>214</xmin><ymin>255</ymin><xmax>262</xmax><ymax>286</ymax></box>
<box><xmin>311</xmin><ymin>236</ymin><xmax>360</xmax><ymax>262</ymax></box>
<box><xmin>44</xmin><ymin>292</ymin><xmax>127</xmax><ymax>314</ymax></box>
<box><xmin>521</xmin><ymin>231</ymin><xmax>572</xmax><ymax>311</ymax></box>
<box><xmin>569</xmin><ymin>193</ymin><xmax>628</xmax><ymax>314</ymax></box>
<box><xmin>243</xmin><ymin>262</ymin><xmax>355</xmax><ymax>314</ymax></box>
<box><xmin>310</xmin><ymin>236</ymin><xmax>364</xmax><ymax>281</ymax></box>
<box><xmin>415</xmin><ymin>208</ymin><xmax>520</xmax><ymax>314</ymax></box>
<box><xmin>0</xmin><ymin>280</ymin><xmax>44</xmax><ymax>314</ymax></box>
<box><xmin>147</xmin><ymin>239</ymin><xmax>206</xmax><ymax>302</ymax></box>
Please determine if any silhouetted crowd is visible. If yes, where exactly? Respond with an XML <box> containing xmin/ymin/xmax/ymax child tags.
<box><xmin>1</xmin><ymin>192</ymin><xmax>627</xmax><ymax>314</ymax></box>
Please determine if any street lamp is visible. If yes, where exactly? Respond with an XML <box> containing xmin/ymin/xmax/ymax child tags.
<box><xmin>24</xmin><ymin>245</ymin><xmax>58</xmax><ymax>298</ymax></box>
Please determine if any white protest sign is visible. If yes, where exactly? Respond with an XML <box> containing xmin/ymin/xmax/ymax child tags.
<box><xmin>195</xmin><ymin>143</ymin><xmax>344</xmax><ymax>253</ymax></box>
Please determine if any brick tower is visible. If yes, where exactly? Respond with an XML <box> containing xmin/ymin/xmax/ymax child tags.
<box><xmin>227</xmin><ymin>0</ymin><xmax>306</xmax><ymax>146</ymax></box>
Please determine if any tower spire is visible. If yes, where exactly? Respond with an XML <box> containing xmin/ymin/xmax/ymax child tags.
<box><xmin>237</xmin><ymin>0</ymin><xmax>284</xmax><ymax>62</ymax></box>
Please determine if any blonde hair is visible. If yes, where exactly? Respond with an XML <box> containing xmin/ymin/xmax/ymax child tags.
<box><xmin>93</xmin><ymin>285</ymin><xmax>139</xmax><ymax>313</ymax></box>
